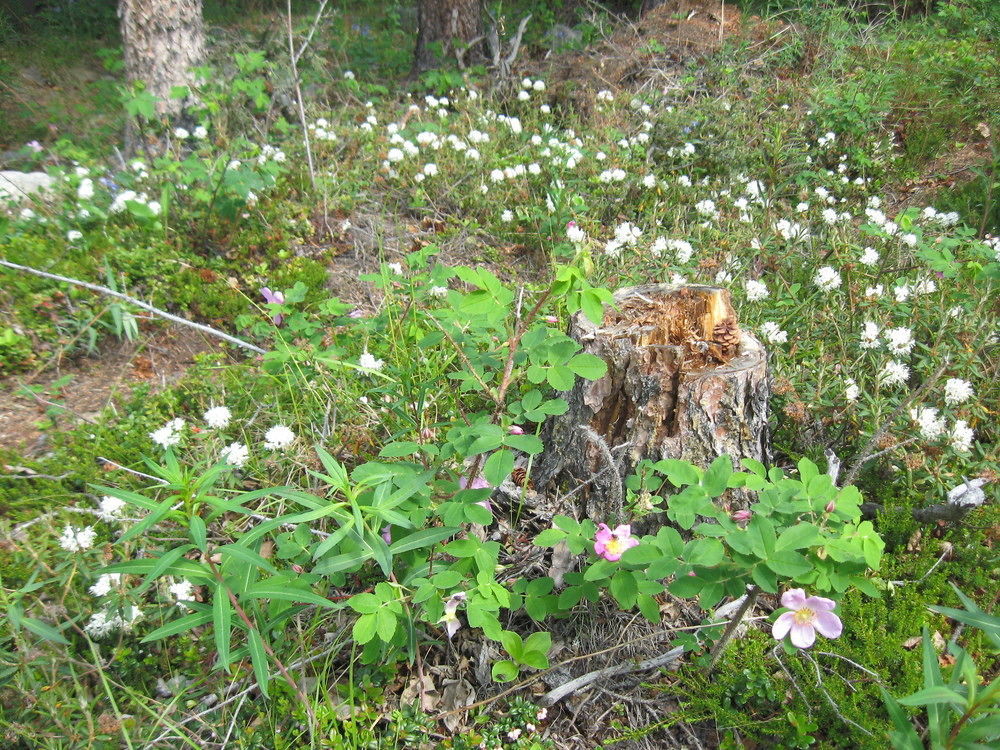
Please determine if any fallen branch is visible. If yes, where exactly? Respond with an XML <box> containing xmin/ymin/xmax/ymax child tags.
<box><xmin>540</xmin><ymin>646</ymin><xmax>684</xmax><ymax>706</ymax></box>
<box><xmin>0</xmin><ymin>259</ymin><xmax>266</xmax><ymax>355</ymax></box>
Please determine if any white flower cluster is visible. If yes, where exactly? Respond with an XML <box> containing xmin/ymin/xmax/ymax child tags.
<box><xmin>84</xmin><ymin>606</ymin><xmax>142</xmax><ymax>639</ymax></box>
<box><xmin>110</xmin><ymin>190</ymin><xmax>161</xmax><ymax>215</ymax></box>
<box><xmin>150</xmin><ymin>418</ymin><xmax>185</xmax><ymax>448</ymax></box>
<box><xmin>760</xmin><ymin>322</ymin><xmax>788</xmax><ymax>344</ymax></box>
<box><xmin>308</xmin><ymin>117</ymin><xmax>337</xmax><ymax>142</ymax></box>
<box><xmin>813</xmin><ymin>266</ymin><xmax>842</xmax><ymax>292</ymax></box>
<box><xmin>59</xmin><ymin>525</ymin><xmax>96</xmax><ymax>552</ymax></box>
<box><xmin>603</xmin><ymin>221</ymin><xmax>642</xmax><ymax>258</ymax></box>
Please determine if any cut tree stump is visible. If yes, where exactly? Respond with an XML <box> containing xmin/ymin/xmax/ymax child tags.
<box><xmin>534</xmin><ymin>283</ymin><xmax>770</xmax><ymax>524</ymax></box>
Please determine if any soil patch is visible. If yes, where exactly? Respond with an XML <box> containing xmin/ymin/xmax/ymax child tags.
<box><xmin>0</xmin><ymin>324</ymin><xmax>222</xmax><ymax>454</ymax></box>
<box><xmin>543</xmin><ymin>0</ymin><xmax>791</xmax><ymax>105</ymax></box>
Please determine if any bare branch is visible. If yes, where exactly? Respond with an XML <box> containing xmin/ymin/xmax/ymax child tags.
<box><xmin>0</xmin><ymin>259</ymin><xmax>266</xmax><ymax>354</ymax></box>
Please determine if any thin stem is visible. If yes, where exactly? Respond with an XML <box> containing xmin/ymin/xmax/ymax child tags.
<box><xmin>0</xmin><ymin>259</ymin><xmax>266</xmax><ymax>354</ymax></box>
<box><xmin>707</xmin><ymin>586</ymin><xmax>760</xmax><ymax>671</ymax></box>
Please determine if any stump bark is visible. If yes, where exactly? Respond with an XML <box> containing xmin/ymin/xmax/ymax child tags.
<box><xmin>534</xmin><ymin>284</ymin><xmax>770</xmax><ymax>523</ymax></box>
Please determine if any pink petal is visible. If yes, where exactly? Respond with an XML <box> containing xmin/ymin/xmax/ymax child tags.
<box><xmin>772</xmin><ymin>611</ymin><xmax>795</xmax><ymax>640</ymax></box>
<box><xmin>603</xmin><ymin>550</ymin><xmax>622</xmax><ymax>561</ymax></box>
<box><xmin>789</xmin><ymin>622</ymin><xmax>816</xmax><ymax>649</ymax></box>
<box><xmin>612</xmin><ymin>524</ymin><xmax>632</xmax><ymax>538</ymax></box>
<box><xmin>620</xmin><ymin>536</ymin><xmax>640</xmax><ymax>552</ymax></box>
<box><xmin>804</xmin><ymin>595</ymin><xmax>837</xmax><ymax>612</ymax></box>
<box><xmin>594</xmin><ymin>524</ymin><xmax>612</xmax><ymax>544</ymax></box>
<box><xmin>444</xmin><ymin>618</ymin><xmax>461</xmax><ymax>639</ymax></box>
<box><xmin>813</xmin><ymin>610</ymin><xmax>843</xmax><ymax>639</ymax></box>
<box><xmin>781</xmin><ymin>588</ymin><xmax>807</xmax><ymax>609</ymax></box>
<box><xmin>594</xmin><ymin>540</ymin><xmax>608</xmax><ymax>557</ymax></box>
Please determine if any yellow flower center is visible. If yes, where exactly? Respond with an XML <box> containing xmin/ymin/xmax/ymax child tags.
<box><xmin>605</xmin><ymin>538</ymin><xmax>624</xmax><ymax>555</ymax></box>
<box><xmin>793</xmin><ymin>607</ymin><xmax>816</xmax><ymax>624</ymax></box>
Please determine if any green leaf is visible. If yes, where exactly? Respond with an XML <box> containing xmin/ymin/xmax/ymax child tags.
<box><xmin>897</xmin><ymin>685</ymin><xmax>967</xmax><ymax>707</ymax></box>
<box><xmin>20</xmin><ymin>616</ymin><xmax>69</xmax><ymax>645</ymax></box>
<box><xmin>246</xmin><ymin>627</ymin><xmax>270</xmax><ymax>698</ymax></box>
<box><xmin>567</xmin><ymin>353</ymin><xmax>607</xmax><ymax>380</ymax></box>
<box><xmin>547</xmin><ymin>365</ymin><xmax>575</xmax><ymax>391</ymax></box>
<box><xmin>375</xmin><ymin>608</ymin><xmax>397</xmax><ymax>642</ymax></box>
<box><xmin>669</xmin><ymin>573</ymin><xmax>705</xmax><ymax>598</ymax></box>
<box><xmin>242</xmin><ymin>579</ymin><xmax>335</xmax><ymax>609</ymax></box>
<box><xmin>765</xmin><ymin>550</ymin><xmax>812</xmax><ymax>577</ymax></box>
<box><xmin>491</xmin><ymin>660</ymin><xmax>519</xmax><ymax>682</ymax></box>
<box><xmin>483</xmin><ymin>450</ymin><xmax>515</xmax><ymax>486</ymax></box>
<box><xmin>220</xmin><ymin>543</ymin><xmax>279</xmax><ymax>578</ymax></box>
<box><xmin>533</xmin><ymin>528</ymin><xmax>567</xmax><ymax>547</ymax></box>
<box><xmin>684</xmin><ymin>538</ymin><xmax>725</xmax><ymax>567</ymax></box>
<box><xmin>213</xmin><ymin>583</ymin><xmax>232</xmax><ymax>672</ymax></box>
<box><xmin>379</xmin><ymin>441</ymin><xmax>421</xmax><ymax>457</ymax></box>
<box><xmin>610</xmin><ymin>570</ymin><xmax>638</xmax><ymax>608</ymax></box>
<box><xmin>348</xmin><ymin>593</ymin><xmax>381</xmax><ymax>614</ymax></box>
<box><xmin>701</xmin><ymin>455</ymin><xmax>732</xmax><ymax>498</ymax></box>
<box><xmin>653</xmin><ymin>459</ymin><xmax>700</xmax><ymax>486</ymax></box>
<box><xmin>504</xmin><ymin>433</ymin><xmax>543</xmax><ymax>454</ymax></box>
<box><xmin>637</xmin><ymin>593</ymin><xmax>661</xmax><ymax>623</ymax></box>
<box><xmin>879</xmin><ymin>687</ymin><xmax>924</xmax><ymax>750</ymax></box>
<box><xmin>500</xmin><ymin>631</ymin><xmax>524</xmax><ymax>660</ymax></box>
<box><xmin>620</xmin><ymin>544</ymin><xmax>662</xmax><ymax>566</ymax></box>
<box><xmin>141</xmin><ymin>609</ymin><xmax>212</xmax><ymax>642</ymax></box>
<box><xmin>136</xmin><ymin>544</ymin><xmax>196</xmax><ymax>594</ymax></box>
<box><xmin>775</xmin><ymin>523</ymin><xmax>821</xmax><ymax>552</ymax></box>
<box><xmin>524</xmin><ymin>631</ymin><xmax>552</xmax><ymax>655</ymax></box>
<box><xmin>353</xmin><ymin>613</ymin><xmax>377</xmax><ymax>644</ymax></box>
<box><xmin>741</xmin><ymin>458</ymin><xmax>767</xmax><ymax>477</ymax></box>
<box><xmin>389</xmin><ymin>527</ymin><xmax>459</xmax><ymax>555</ymax></box>
<box><xmin>188</xmin><ymin>516</ymin><xmax>207</xmax><ymax>552</ymax></box>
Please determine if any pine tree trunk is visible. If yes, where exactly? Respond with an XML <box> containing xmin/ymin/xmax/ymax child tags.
<box><xmin>118</xmin><ymin>0</ymin><xmax>205</xmax><ymax>117</ymax></box>
<box><xmin>413</xmin><ymin>0</ymin><xmax>483</xmax><ymax>73</ymax></box>
<box><xmin>534</xmin><ymin>284</ymin><xmax>770</xmax><ymax>524</ymax></box>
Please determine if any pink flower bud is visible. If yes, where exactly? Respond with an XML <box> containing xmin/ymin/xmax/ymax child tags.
<box><xmin>508</xmin><ymin>425</ymin><xmax>525</xmax><ymax>435</ymax></box>
<box><xmin>825</xmin><ymin>500</ymin><xmax>836</xmax><ymax>513</ymax></box>
<box><xmin>731</xmin><ymin>509</ymin><xmax>752</xmax><ymax>525</ymax></box>
<box><xmin>544</xmin><ymin>315</ymin><xmax>558</xmax><ymax>324</ymax></box>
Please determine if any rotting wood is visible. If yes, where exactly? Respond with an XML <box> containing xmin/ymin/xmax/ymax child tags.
<box><xmin>535</xmin><ymin>283</ymin><xmax>770</xmax><ymax>525</ymax></box>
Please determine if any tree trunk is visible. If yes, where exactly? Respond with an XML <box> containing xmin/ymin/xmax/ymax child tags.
<box><xmin>534</xmin><ymin>284</ymin><xmax>770</xmax><ymax>525</ymax></box>
<box><xmin>413</xmin><ymin>0</ymin><xmax>483</xmax><ymax>73</ymax></box>
<box><xmin>118</xmin><ymin>0</ymin><xmax>205</xmax><ymax>117</ymax></box>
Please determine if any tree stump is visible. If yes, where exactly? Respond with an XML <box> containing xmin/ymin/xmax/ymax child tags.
<box><xmin>534</xmin><ymin>284</ymin><xmax>770</xmax><ymax>523</ymax></box>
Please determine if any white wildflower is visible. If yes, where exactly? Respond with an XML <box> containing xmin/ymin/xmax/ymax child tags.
<box><xmin>745</xmin><ymin>280</ymin><xmax>769</xmax><ymax>302</ymax></box>
<box><xmin>879</xmin><ymin>360</ymin><xmax>910</xmax><ymax>387</ymax></box>
<box><xmin>859</xmin><ymin>247</ymin><xmax>879</xmax><ymax>266</ymax></box>
<box><xmin>203</xmin><ymin>406</ymin><xmax>231</xmax><ymax>429</ymax></box>
<box><xmin>59</xmin><ymin>525</ymin><xmax>96</xmax><ymax>552</ymax></box>
<box><xmin>845</xmin><ymin>378</ymin><xmax>860</xmax><ymax>402</ymax></box>
<box><xmin>67</xmin><ymin>230</ymin><xmax>83</xmax><ymax>241</ymax></box>
<box><xmin>760</xmin><ymin>322</ymin><xmax>788</xmax><ymax>344</ymax></box>
<box><xmin>89</xmin><ymin>573</ymin><xmax>122</xmax><ymax>597</ymax></box>
<box><xmin>813</xmin><ymin>266</ymin><xmax>842</xmax><ymax>292</ymax></box>
<box><xmin>97</xmin><ymin>495</ymin><xmax>126</xmax><ymax>521</ymax></box>
<box><xmin>263</xmin><ymin>425</ymin><xmax>295</xmax><ymax>451</ymax></box>
<box><xmin>77</xmin><ymin>178</ymin><xmax>94</xmax><ymax>200</ymax></box>
<box><xmin>174</xmin><ymin>127</ymin><xmax>190</xmax><ymax>140</ymax></box>
<box><xmin>944</xmin><ymin>378</ymin><xmax>974</xmax><ymax>405</ymax></box>
<box><xmin>884</xmin><ymin>327</ymin><xmax>915</xmax><ymax>355</ymax></box>
<box><xmin>501</xmin><ymin>209</ymin><xmax>514</xmax><ymax>222</ymax></box>
<box><xmin>950</xmin><ymin>420</ymin><xmax>975</xmax><ymax>453</ymax></box>
<box><xmin>358</xmin><ymin>351</ymin><xmax>384</xmax><ymax>371</ymax></box>
<box><xmin>150</xmin><ymin>418</ymin><xmax>184</xmax><ymax>448</ymax></box>
<box><xmin>169</xmin><ymin>579</ymin><xmax>196</xmax><ymax>607</ymax></box>
<box><xmin>860</xmin><ymin>321</ymin><xmax>881</xmax><ymax>349</ymax></box>
<box><xmin>909</xmin><ymin>406</ymin><xmax>947</xmax><ymax>440</ymax></box>
<box><xmin>220</xmin><ymin>442</ymin><xmax>249</xmax><ymax>468</ymax></box>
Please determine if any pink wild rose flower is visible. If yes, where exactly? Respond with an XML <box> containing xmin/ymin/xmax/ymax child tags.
<box><xmin>772</xmin><ymin>588</ymin><xmax>843</xmax><ymax>649</ymax></box>
<box><xmin>594</xmin><ymin>523</ymin><xmax>639</xmax><ymax>562</ymax></box>
<box><xmin>260</xmin><ymin>287</ymin><xmax>285</xmax><ymax>324</ymax></box>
